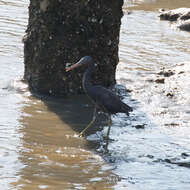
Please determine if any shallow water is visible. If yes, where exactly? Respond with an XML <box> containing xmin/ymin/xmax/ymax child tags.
<box><xmin>0</xmin><ymin>0</ymin><xmax>190</xmax><ymax>189</ymax></box>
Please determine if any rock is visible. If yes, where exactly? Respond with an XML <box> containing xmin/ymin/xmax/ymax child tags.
<box><xmin>178</xmin><ymin>19</ymin><xmax>190</xmax><ymax>31</ymax></box>
<box><xmin>159</xmin><ymin>8</ymin><xmax>190</xmax><ymax>21</ymax></box>
<box><xmin>157</xmin><ymin>70</ymin><xmax>175</xmax><ymax>77</ymax></box>
<box><xmin>159</xmin><ymin>8</ymin><xmax>190</xmax><ymax>32</ymax></box>
<box><xmin>180</xmin><ymin>11</ymin><xmax>190</xmax><ymax>20</ymax></box>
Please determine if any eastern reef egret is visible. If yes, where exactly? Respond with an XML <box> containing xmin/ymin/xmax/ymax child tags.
<box><xmin>66</xmin><ymin>56</ymin><xmax>132</xmax><ymax>139</ymax></box>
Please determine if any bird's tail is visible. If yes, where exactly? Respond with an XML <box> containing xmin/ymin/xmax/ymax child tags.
<box><xmin>122</xmin><ymin>103</ymin><xmax>133</xmax><ymax>116</ymax></box>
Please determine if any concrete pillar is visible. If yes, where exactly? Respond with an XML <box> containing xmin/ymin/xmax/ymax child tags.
<box><xmin>24</xmin><ymin>0</ymin><xmax>124</xmax><ymax>96</ymax></box>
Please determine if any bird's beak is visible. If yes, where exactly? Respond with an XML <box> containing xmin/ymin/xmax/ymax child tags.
<box><xmin>66</xmin><ymin>63</ymin><xmax>80</xmax><ymax>72</ymax></box>
<box><xmin>66</xmin><ymin>57</ymin><xmax>87</xmax><ymax>72</ymax></box>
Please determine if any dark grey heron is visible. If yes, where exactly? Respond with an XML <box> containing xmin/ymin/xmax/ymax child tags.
<box><xmin>66</xmin><ymin>56</ymin><xmax>132</xmax><ymax>139</ymax></box>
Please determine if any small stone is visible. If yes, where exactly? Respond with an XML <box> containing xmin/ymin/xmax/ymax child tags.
<box><xmin>159</xmin><ymin>8</ymin><xmax>166</xmax><ymax>13</ymax></box>
<box><xmin>134</xmin><ymin>124</ymin><xmax>145</xmax><ymax>129</ymax></box>
<box><xmin>155</xmin><ymin>78</ymin><xmax>165</xmax><ymax>84</ymax></box>
<box><xmin>181</xmin><ymin>153</ymin><xmax>189</xmax><ymax>158</ymax></box>
<box><xmin>166</xmin><ymin>92</ymin><xmax>174</xmax><ymax>97</ymax></box>
<box><xmin>147</xmin><ymin>154</ymin><xmax>154</xmax><ymax>159</ymax></box>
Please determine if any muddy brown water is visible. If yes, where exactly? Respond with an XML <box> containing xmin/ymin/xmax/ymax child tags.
<box><xmin>0</xmin><ymin>0</ymin><xmax>190</xmax><ymax>189</ymax></box>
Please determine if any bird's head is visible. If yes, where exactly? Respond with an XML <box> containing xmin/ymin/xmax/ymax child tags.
<box><xmin>66</xmin><ymin>56</ymin><xmax>93</xmax><ymax>72</ymax></box>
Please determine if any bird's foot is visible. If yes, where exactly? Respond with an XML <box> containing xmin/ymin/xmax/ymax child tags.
<box><xmin>103</xmin><ymin>136</ymin><xmax>114</xmax><ymax>142</ymax></box>
<box><xmin>78</xmin><ymin>131</ymin><xmax>85</xmax><ymax>137</ymax></box>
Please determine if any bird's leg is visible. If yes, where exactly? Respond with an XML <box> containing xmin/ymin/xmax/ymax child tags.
<box><xmin>106</xmin><ymin>114</ymin><xmax>112</xmax><ymax>140</ymax></box>
<box><xmin>79</xmin><ymin>107</ymin><xmax>97</xmax><ymax>137</ymax></box>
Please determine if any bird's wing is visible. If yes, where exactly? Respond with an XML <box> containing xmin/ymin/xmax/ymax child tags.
<box><xmin>89</xmin><ymin>85</ymin><xmax>131</xmax><ymax>114</ymax></box>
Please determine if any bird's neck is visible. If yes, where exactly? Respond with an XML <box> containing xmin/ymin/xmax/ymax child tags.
<box><xmin>82</xmin><ymin>63</ymin><xmax>94</xmax><ymax>92</ymax></box>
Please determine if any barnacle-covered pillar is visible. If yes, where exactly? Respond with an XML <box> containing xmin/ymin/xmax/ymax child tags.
<box><xmin>24</xmin><ymin>0</ymin><xmax>124</xmax><ymax>96</ymax></box>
